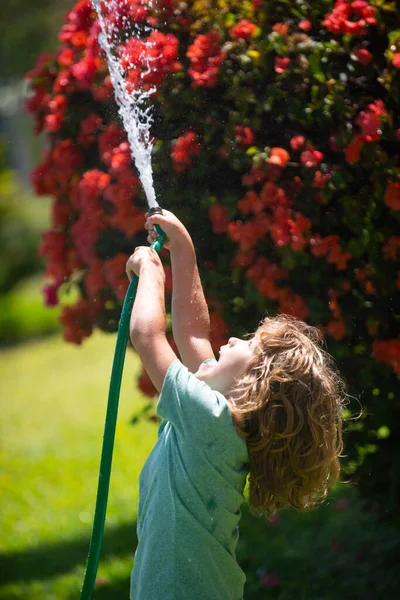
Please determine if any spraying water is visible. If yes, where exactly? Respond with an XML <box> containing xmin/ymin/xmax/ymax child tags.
<box><xmin>92</xmin><ymin>0</ymin><xmax>158</xmax><ymax>209</ymax></box>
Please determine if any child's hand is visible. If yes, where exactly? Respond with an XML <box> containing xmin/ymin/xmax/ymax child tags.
<box><xmin>125</xmin><ymin>246</ymin><xmax>164</xmax><ymax>281</ymax></box>
<box><xmin>145</xmin><ymin>209</ymin><xmax>191</xmax><ymax>251</ymax></box>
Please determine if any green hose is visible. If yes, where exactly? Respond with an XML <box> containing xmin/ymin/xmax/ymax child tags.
<box><xmin>80</xmin><ymin>223</ymin><xmax>166</xmax><ymax>600</ymax></box>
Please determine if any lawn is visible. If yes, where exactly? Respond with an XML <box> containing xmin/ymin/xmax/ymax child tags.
<box><xmin>0</xmin><ymin>329</ymin><xmax>157</xmax><ymax>599</ymax></box>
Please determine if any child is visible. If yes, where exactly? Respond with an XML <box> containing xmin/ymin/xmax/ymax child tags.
<box><xmin>125</xmin><ymin>209</ymin><xmax>346</xmax><ymax>600</ymax></box>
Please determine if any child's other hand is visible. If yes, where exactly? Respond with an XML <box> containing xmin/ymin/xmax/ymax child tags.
<box><xmin>145</xmin><ymin>209</ymin><xmax>191</xmax><ymax>251</ymax></box>
<box><xmin>125</xmin><ymin>246</ymin><xmax>164</xmax><ymax>281</ymax></box>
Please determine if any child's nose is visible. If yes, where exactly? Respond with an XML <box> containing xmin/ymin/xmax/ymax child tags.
<box><xmin>228</xmin><ymin>337</ymin><xmax>238</xmax><ymax>347</ymax></box>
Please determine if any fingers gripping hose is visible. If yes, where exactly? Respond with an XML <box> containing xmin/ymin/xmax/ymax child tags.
<box><xmin>80</xmin><ymin>207</ymin><xmax>165</xmax><ymax>600</ymax></box>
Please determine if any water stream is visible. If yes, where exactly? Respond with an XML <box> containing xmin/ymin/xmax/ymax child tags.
<box><xmin>91</xmin><ymin>0</ymin><xmax>158</xmax><ymax>209</ymax></box>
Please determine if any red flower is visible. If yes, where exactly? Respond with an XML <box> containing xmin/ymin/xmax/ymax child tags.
<box><xmin>60</xmin><ymin>299</ymin><xmax>94</xmax><ymax>345</ymax></box>
<box><xmin>104</xmin><ymin>254</ymin><xmax>129</xmax><ymax>302</ymax></box>
<box><xmin>53</xmin><ymin>68</ymin><xmax>75</xmax><ymax>95</ymax></box>
<box><xmin>247</xmin><ymin>257</ymin><xmax>287</xmax><ymax>300</ymax></box>
<box><xmin>234</xmin><ymin>125</ymin><xmax>255</xmax><ymax>146</ymax></box>
<box><xmin>209</xmin><ymin>204</ymin><xmax>229</xmax><ymax>234</ymax></box>
<box><xmin>85</xmin><ymin>260</ymin><xmax>107</xmax><ymax>299</ymax></box>
<box><xmin>98</xmin><ymin>123</ymin><xmax>126</xmax><ymax>159</ymax></box>
<box><xmin>277</xmin><ymin>288</ymin><xmax>309</xmax><ymax>320</ymax></box>
<box><xmin>260</xmin><ymin>181</ymin><xmax>290</xmax><ymax>208</ymax></box>
<box><xmin>313</xmin><ymin>170</ymin><xmax>331</xmax><ymax>189</ymax></box>
<box><xmin>290</xmin><ymin>135</ymin><xmax>305</xmax><ymax>151</ymax></box>
<box><xmin>122</xmin><ymin>31</ymin><xmax>180</xmax><ymax>95</ymax></box>
<box><xmin>300</xmin><ymin>147</ymin><xmax>324</xmax><ymax>167</ymax></box>
<box><xmin>355</xmin><ymin>100</ymin><xmax>386</xmax><ymax>142</ymax></box>
<box><xmin>310</xmin><ymin>235</ymin><xmax>350</xmax><ymax>270</ymax></box>
<box><xmin>310</xmin><ymin>234</ymin><xmax>339</xmax><ymax>257</ymax></box>
<box><xmin>229</xmin><ymin>19</ymin><xmax>257</xmax><ymax>41</ymax></box>
<box><xmin>384</xmin><ymin>181</ymin><xmax>400</xmax><ymax>211</ymax></box>
<box><xmin>209</xmin><ymin>311</ymin><xmax>229</xmax><ymax>349</ymax></box>
<box><xmin>372</xmin><ymin>339</ymin><xmax>400</xmax><ymax>378</ymax></box>
<box><xmin>353</xmin><ymin>48</ymin><xmax>373</xmax><ymax>64</ymax></box>
<box><xmin>187</xmin><ymin>30</ymin><xmax>225</xmax><ymax>88</ymax></box>
<box><xmin>274</xmin><ymin>56</ymin><xmax>290</xmax><ymax>73</ymax></box>
<box><xmin>288</xmin><ymin>213</ymin><xmax>312</xmax><ymax>251</ymax></box>
<box><xmin>393</xmin><ymin>53</ymin><xmax>400</xmax><ymax>68</ymax></box>
<box><xmin>237</xmin><ymin>191</ymin><xmax>264</xmax><ymax>215</ymax></box>
<box><xmin>272</xmin><ymin>23</ymin><xmax>288</xmax><ymax>35</ymax></box>
<box><xmin>78</xmin><ymin>113</ymin><xmax>102</xmax><ymax>147</ymax></box>
<box><xmin>42</xmin><ymin>280</ymin><xmax>63</xmax><ymax>307</ymax></box>
<box><xmin>51</xmin><ymin>199</ymin><xmax>73</xmax><ymax>228</ymax></box>
<box><xmin>104</xmin><ymin>169</ymin><xmax>140</xmax><ymax>207</ymax></box>
<box><xmin>299</xmin><ymin>19</ymin><xmax>312</xmax><ymax>32</ymax></box>
<box><xmin>44</xmin><ymin>113</ymin><xmax>63</xmax><ymax>133</ymax></box>
<box><xmin>230</xmin><ymin>250</ymin><xmax>256</xmax><ymax>268</ymax></box>
<box><xmin>228</xmin><ymin>216</ymin><xmax>269</xmax><ymax>252</ymax></box>
<box><xmin>327</xmin><ymin>243</ymin><xmax>351</xmax><ymax>271</ymax></box>
<box><xmin>329</xmin><ymin>135</ymin><xmax>340</xmax><ymax>152</ymax></box>
<box><xmin>326</xmin><ymin>317</ymin><xmax>347</xmax><ymax>340</ymax></box>
<box><xmin>383</xmin><ymin>236</ymin><xmax>400</xmax><ymax>261</ymax></box>
<box><xmin>322</xmin><ymin>0</ymin><xmax>377</xmax><ymax>37</ymax></box>
<box><xmin>171</xmin><ymin>130</ymin><xmax>201</xmax><ymax>173</ymax></box>
<box><xmin>345</xmin><ymin>135</ymin><xmax>364</xmax><ymax>163</ymax></box>
<box><xmin>57</xmin><ymin>48</ymin><xmax>76</xmax><ymax>67</ymax></box>
<box><xmin>53</xmin><ymin>139</ymin><xmax>83</xmax><ymax>169</ymax></box>
<box><xmin>71</xmin><ymin>57</ymin><xmax>98</xmax><ymax>88</ymax></box>
<box><xmin>267</xmin><ymin>147</ymin><xmax>290</xmax><ymax>167</ymax></box>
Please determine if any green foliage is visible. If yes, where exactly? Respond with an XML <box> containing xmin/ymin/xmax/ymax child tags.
<box><xmin>0</xmin><ymin>0</ymin><xmax>74</xmax><ymax>78</ymax></box>
<box><xmin>0</xmin><ymin>156</ymin><xmax>50</xmax><ymax>294</ymax></box>
<box><xmin>0</xmin><ymin>276</ymin><xmax>61</xmax><ymax>344</ymax></box>
<box><xmin>239</xmin><ymin>485</ymin><xmax>400</xmax><ymax>599</ymax></box>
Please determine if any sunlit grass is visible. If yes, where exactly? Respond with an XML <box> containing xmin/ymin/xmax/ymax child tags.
<box><xmin>0</xmin><ymin>329</ymin><xmax>157</xmax><ymax>599</ymax></box>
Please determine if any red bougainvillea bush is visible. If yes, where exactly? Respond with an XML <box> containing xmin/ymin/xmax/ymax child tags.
<box><xmin>26</xmin><ymin>0</ymin><xmax>400</xmax><ymax>514</ymax></box>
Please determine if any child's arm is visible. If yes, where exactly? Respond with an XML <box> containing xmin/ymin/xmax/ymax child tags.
<box><xmin>126</xmin><ymin>246</ymin><xmax>177</xmax><ymax>392</ymax></box>
<box><xmin>145</xmin><ymin>210</ymin><xmax>216</xmax><ymax>373</ymax></box>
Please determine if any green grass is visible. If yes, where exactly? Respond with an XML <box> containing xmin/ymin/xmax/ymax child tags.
<box><xmin>0</xmin><ymin>329</ymin><xmax>157</xmax><ymax>599</ymax></box>
<box><xmin>0</xmin><ymin>275</ymin><xmax>62</xmax><ymax>344</ymax></box>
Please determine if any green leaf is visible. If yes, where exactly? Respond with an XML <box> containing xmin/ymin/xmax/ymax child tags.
<box><xmin>388</xmin><ymin>29</ymin><xmax>400</xmax><ymax>44</ymax></box>
<box><xmin>377</xmin><ymin>426</ymin><xmax>390</xmax><ymax>439</ymax></box>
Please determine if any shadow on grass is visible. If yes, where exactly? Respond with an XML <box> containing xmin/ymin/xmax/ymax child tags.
<box><xmin>0</xmin><ymin>520</ymin><xmax>137</xmax><ymax>587</ymax></box>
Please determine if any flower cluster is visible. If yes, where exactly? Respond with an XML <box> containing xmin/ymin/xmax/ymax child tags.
<box><xmin>186</xmin><ymin>30</ymin><xmax>225</xmax><ymax>88</ymax></box>
<box><xmin>229</xmin><ymin>19</ymin><xmax>257</xmax><ymax>42</ymax></box>
<box><xmin>171</xmin><ymin>130</ymin><xmax>201</xmax><ymax>172</ymax></box>
<box><xmin>121</xmin><ymin>31</ymin><xmax>180</xmax><ymax>94</ymax></box>
<box><xmin>373</xmin><ymin>340</ymin><xmax>400</xmax><ymax>378</ymax></box>
<box><xmin>322</xmin><ymin>0</ymin><xmax>377</xmax><ymax>37</ymax></box>
<box><xmin>27</xmin><ymin>0</ymin><xmax>399</xmax><ymax>367</ymax></box>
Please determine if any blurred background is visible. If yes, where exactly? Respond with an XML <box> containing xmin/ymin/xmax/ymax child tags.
<box><xmin>0</xmin><ymin>1</ymin><xmax>399</xmax><ymax>599</ymax></box>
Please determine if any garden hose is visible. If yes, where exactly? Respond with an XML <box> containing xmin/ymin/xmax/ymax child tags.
<box><xmin>80</xmin><ymin>207</ymin><xmax>165</xmax><ymax>600</ymax></box>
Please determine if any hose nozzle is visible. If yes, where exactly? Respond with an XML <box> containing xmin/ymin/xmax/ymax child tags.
<box><xmin>147</xmin><ymin>206</ymin><xmax>165</xmax><ymax>251</ymax></box>
<box><xmin>148</xmin><ymin>206</ymin><xmax>163</xmax><ymax>216</ymax></box>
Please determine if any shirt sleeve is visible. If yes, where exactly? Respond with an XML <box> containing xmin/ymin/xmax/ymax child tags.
<box><xmin>156</xmin><ymin>359</ymin><xmax>229</xmax><ymax>439</ymax></box>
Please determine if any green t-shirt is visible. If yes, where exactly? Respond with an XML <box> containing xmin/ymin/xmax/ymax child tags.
<box><xmin>130</xmin><ymin>359</ymin><xmax>249</xmax><ymax>600</ymax></box>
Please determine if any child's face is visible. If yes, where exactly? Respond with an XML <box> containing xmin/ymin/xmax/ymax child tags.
<box><xmin>195</xmin><ymin>336</ymin><xmax>258</xmax><ymax>394</ymax></box>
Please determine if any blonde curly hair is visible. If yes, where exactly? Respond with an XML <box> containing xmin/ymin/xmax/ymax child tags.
<box><xmin>229</xmin><ymin>314</ymin><xmax>347</xmax><ymax>516</ymax></box>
